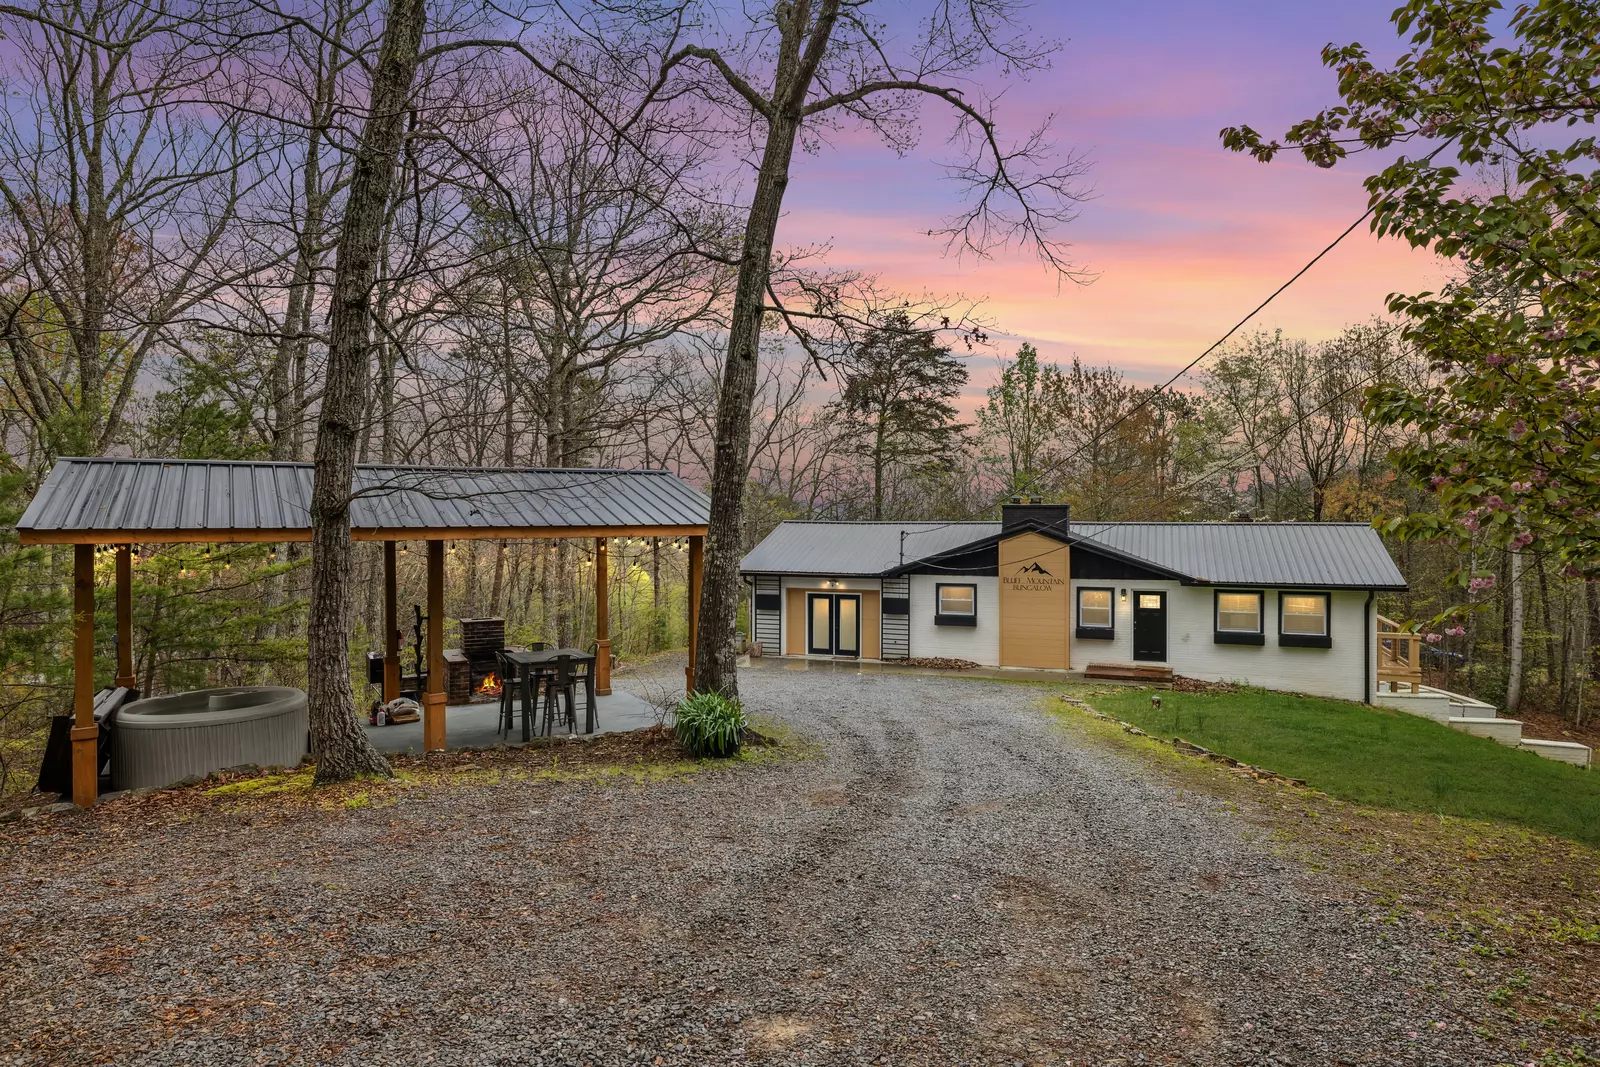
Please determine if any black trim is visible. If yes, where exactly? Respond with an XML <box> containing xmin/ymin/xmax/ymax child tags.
<box><xmin>1363</xmin><ymin>590</ymin><xmax>1374</xmax><ymax>703</ymax></box>
<box><xmin>1279</xmin><ymin>633</ymin><xmax>1333</xmax><ymax>648</ymax></box>
<box><xmin>1076</xmin><ymin>585</ymin><xmax>1115</xmax><ymax>638</ymax></box>
<box><xmin>1214</xmin><ymin>589</ymin><xmax>1265</xmax><ymax>645</ymax></box>
<box><xmin>1278</xmin><ymin>590</ymin><xmax>1332</xmax><ymax>647</ymax></box>
<box><xmin>901</xmin><ymin>545</ymin><xmax>998</xmax><ymax>576</ymax></box>
<box><xmin>1071</xmin><ymin>551</ymin><xmax>1170</xmax><ymax>582</ymax></box>
<box><xmin>885</xmin><ymin>522</ymin><xmax>1191</xmax><ymax>583</ymax></box>
<box><xmin>935</xmin><ymin>583</ymin><xmax>977</xmax><ymax>622</ymax></box>
<box><xmin>754</xmin><ymin>593</ymin><xmax>781</xmax><ymax>611</ymax></box>
<box><xmin>882</xmin><ymin>597</ymin><xmax>910</xmax><ymax>616</ymax></box>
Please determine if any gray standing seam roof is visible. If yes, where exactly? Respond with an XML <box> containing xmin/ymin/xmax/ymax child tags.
<box><xmin>736</xmin><ymin>521</ymin><xmax>998</xmax><ymax>577</ymax></box>
<box><xmin>740</xmin><ymin>519</ymin><xmax>1407</xmax><ymax>590</ymax></box>
<box><xmin>17</xmin><ymin>458</ymin><xmax>710</xmax><ymax>540</ymax></box>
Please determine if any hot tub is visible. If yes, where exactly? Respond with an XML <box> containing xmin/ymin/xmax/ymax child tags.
<box><xmin>112</xmin><ymin>687</ymin><xmax>309</xmax><ymax>789</ymax></box>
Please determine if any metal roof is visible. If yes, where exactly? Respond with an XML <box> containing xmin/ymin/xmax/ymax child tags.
<box><xmin>740</xmin><ymin>519</ymin><xmax>1407</xmax><ymax>590</ymax></box>
<box><xmin>1069</xmin><ymin>521</ymin><xmax>1407</xmax><ymax>590</ymax></box>
<box><xmin>737</xmin><ymin>521</ymin><xmax>998</xmax><ymax>576</ymax></box>
<box><xmin>17</xmin><ymin>458</ymin><xmax>710</xmax><ymax>543</ymax></box>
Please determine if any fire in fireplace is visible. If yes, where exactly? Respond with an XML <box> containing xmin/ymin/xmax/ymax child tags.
<box><xmin>457</xmin><ymin>617</ymin><xmax>506</xmax><ymax>703</ymax></box>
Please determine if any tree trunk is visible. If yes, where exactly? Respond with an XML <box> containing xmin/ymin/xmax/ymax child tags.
<box><xmin>1506</xmin><ymin>548</ymin><xmax>1526</xmax><ymax>715</ymax></box>
<box><xmin>693</xmin><ymin>107</ymin><xmax>804</xmax><ymax>696</ymax></box>
<box><xmin>305</xmin><ymin>0</ymin><xmax>428</xmax><ymax>784</ymax></box>
<box><xmin>1587</xmin><ymin>580</ymin><xmax>1599</xmax><ymax>726</ymax></box>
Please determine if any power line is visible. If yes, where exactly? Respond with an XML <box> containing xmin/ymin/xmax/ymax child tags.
<box><xmin>1036</xmin><ymin>142</ymin><xmax>1450</xmax><ymax>485</ymax></box>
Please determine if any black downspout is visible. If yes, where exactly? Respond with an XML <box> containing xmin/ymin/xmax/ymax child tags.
<box><xmin>1363</xmin><ymin>590</ymin><xmax>1375</xmax><ymax>704</ymax></box>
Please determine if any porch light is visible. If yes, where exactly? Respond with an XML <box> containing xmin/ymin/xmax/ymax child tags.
<box><xmin>1120</xmin><ymin>588</ymin><xmax>1128</xmax><ymax>602</ymax></box>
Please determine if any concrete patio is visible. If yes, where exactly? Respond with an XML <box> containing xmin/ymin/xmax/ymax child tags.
<box><xmin>363</xmin><ymin>688</ymin><xmax>661</xmax><ymax>754</ymax></box>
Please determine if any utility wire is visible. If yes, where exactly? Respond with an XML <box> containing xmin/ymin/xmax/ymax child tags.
<box><xmin>1037</xmin><ymin>141</ymin><xmax>1450</xmax><ymax>485</ymax></box>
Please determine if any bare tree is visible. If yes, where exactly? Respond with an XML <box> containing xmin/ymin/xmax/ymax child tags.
<box><xmin>563</xmin><ymin>0</ymin><xmax>1090</xmax><ymax>694</ymax></box>
<box><xmin>0</xmin><ymin>0</ymin><xmax>261</xmax><ymax>462</ymax></box>
<box><xmin>305</xmin><ymin>0</ymin><xmax>431</xmax><ymax>784</ymax></box>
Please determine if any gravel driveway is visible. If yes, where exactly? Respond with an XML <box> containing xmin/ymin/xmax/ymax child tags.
<box><xmin>1</xmin><ymin>665</ymin><xmax>1543</xmax><ymax>1066</ymax></box>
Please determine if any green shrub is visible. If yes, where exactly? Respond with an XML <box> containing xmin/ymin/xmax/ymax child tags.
<box><xmin>674</xmin><ymin>690</ymin><xmax>746</xmax><ymax>758</ymax></box>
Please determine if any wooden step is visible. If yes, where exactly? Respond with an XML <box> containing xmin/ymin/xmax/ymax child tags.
<box><xmin>1084</xmin><ymin>662</ymin><xmax>1174</xmax><ymax>683</ymax></box>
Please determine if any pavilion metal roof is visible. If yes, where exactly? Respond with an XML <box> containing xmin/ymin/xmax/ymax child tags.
<box><xmin>16</xmin><ymin>458</ymin><xmax>710</xmax><ymax>543</ymax></box>
<box><xmin>740</xmin><ymin>519</ymin><xmax>1407</xmax><ymax>590</ymax></box>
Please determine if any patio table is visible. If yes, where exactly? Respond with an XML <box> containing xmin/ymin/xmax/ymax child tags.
<box><xmin>504</xmin><ymin>648</ymin><xmax>597</xmax><ymax>740</ymax></box>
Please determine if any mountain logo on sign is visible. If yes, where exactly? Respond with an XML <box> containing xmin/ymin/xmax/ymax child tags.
<box><xmin>1017</xmin><ymin>562</ymin><xmax>1053</xmax><ymax>576</ymax></box>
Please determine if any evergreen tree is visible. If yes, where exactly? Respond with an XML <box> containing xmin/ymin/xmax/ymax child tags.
<box><xmin>833</xmin><ymin>313</ymin><xmax>969</xmax><ymax>520</ymax></box>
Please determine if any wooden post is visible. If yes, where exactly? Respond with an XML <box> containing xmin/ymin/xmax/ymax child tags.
<box><xmin>594</xmin><ymin>537</ymin><xmax>611</xmax><ymax>696</ymax></box>
<box><xmin>383</xmin><ymin>541</ymin><xmax>400</xmax><ymax>702</ymax></box>
<box><xmin>686</xmin><ymin>535</ymin><xmax>704</xmax><ymax>693</ymax></box>
<box><xmin>114</xmin><ymin>544</ymin><xmax>135</xmax><ymax>690</ymax></box>
<box><xmin>71</xmin><ymin>544</ymin><xmax>98</xmax><ymax>807</ymax></box>
<box><xmin>423</xmin><ymin>539</ymin><xmax>446</xmax><ymax>752</ymax></box>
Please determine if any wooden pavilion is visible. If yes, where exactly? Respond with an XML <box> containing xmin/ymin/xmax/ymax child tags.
<box><xmin>17</xmin><ymin>458</ymin><xmax>711</xmax><ymax>807</ymax></box>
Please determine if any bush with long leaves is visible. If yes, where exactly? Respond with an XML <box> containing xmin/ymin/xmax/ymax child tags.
<box><xmin>674</xmin><ymin>690</ymin><xmax>746</xmax><ymax>758</ymax></box>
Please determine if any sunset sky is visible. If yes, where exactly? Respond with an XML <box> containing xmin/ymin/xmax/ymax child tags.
<box><xmin>779</xmin><ymin>1</ymin><xmax>1452</xmax><ymax>394</ymax></box>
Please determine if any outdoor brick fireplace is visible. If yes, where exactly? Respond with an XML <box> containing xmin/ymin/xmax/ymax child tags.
<box><xmin>447</xmin><ymin>617</ymin><xmax>505</xmax><ymax>703</ymax></box>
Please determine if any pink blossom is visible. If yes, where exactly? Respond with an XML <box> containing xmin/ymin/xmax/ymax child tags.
<box><xmin>1446</xmin><ymin>626</ymin><xmax>1466</xmax><ymax>637</ymax></box>
<box><xmin>1486</xmin><ymin>353</ymin><xmax>1506</xmax><ymax>366</ymax></box>
<box><xmin>1429</xmin><ymin>476</ymin><xmax>1448</xmax><ymax>490</ymax></box>
<box><xmin>1462</xmin><ymin>514</ymin><xmax>1480</xmax><ymax>532</ymax></box>
<box><xmin>1483</xmin><ymin>495</ymin><xmax>1504</xmax><ymax>510</ymax></box>
<box><xmin>1469</xmin><ymin>575</ymin><xmax>1497</xmax><ymax>592</ymax></box>
<box><xmin>1509</xmin><ymin>419</ymin><xmax>1527</xmax><ymax>438</ymax></box>
<box><xmin>1425</xmin><ymin>633</ymin><xmax>1442</xmax><ymax>644</ymax></box>
<box><xmin>1510</xmin><ymin>531</ymin><xmax>1534</xmax><ymax>550</ymax></box>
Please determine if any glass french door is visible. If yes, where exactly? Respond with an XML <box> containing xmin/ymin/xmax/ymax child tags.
<box><xmin>807</xmin><ymin>593</ymin><xmax>861</xmax><ymax>657</ymax></box>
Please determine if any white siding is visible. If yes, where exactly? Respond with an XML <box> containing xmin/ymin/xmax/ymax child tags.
<box><xmin>1069</xmin><ymin>580</ymin><xmax>1375</xmax><ymax>702</ymax></box>
<box><xmin>908</xmin><ymin>574</ymin><xmax>1000</xmax><ymax>665</ymax></box>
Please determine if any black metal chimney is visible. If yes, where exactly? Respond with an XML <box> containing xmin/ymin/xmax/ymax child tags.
<box><xmin>1000</xmin><ymin>496</ymin><xmax>1071</xmax><ymax>536</ymax></box>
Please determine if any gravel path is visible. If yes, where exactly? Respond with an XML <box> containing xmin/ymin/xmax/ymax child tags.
<box><xmin>0</xmin><ymin>666</ymin><xmax>1541</xmax><ymax>1066</ymax></box>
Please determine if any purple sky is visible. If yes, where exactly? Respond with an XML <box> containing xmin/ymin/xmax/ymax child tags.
<box><xmin>779</xmin><ymin>1</ymin><xmax>1447</xmax><ymax>395</ymax></box>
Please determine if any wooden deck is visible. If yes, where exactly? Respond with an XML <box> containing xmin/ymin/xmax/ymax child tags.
<box><xmin>1083</xmin><ymin>662</ymin><xmax>1175</xmax><ymax>683</ymax></box>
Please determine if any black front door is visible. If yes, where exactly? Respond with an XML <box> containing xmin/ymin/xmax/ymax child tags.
<box><xmin>1132</xmin><ymin>591</ymin><xmax>1167</xmax><ymax>662</ymax></box>
<box><xmin>807</xmin><ymin>593</ymin><xmax>861</xmax><ymax>657</ymax></box>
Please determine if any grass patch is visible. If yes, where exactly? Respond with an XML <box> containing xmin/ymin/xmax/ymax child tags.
<box><xmin>1084</xmin><ymin>686</ymin><xmax>1600</xmax><ymax>847</ymax></box>
<box><xmin>1047</xmin><ymin>693</ymin><xmax>1600</xmax><ymax>1044</ymax></box>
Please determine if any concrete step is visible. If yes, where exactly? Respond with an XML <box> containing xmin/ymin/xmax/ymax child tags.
<box><xmin>1519</xmin><ymin>738</ymin><xmax>1593</xmax><ymax>769</ymax></box>
<box><xmin>1373</xmin><ymin>689</ymin><xmax>1456</xmax><ymax>723</ymax></box>
<box><xmin>1447</xmin><ymin>716</ymin><xmax>1523</xmax><ymax>747</ymax></box>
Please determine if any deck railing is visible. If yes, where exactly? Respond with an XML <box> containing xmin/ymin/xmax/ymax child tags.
<box><xmin>1376</xmin><ymin>614</ymin><xmax>1422</xmax><ymax>694</ymax></box>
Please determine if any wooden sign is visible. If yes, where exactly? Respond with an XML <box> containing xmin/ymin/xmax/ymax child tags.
<box><xmin>998</xmin><ymin>533</ymin><xmax>1071</xmax><ymax>669</ymax></box>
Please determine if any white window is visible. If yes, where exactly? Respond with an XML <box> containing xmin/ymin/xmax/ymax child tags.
<box><xmin>937</xmin><ymin>584</ymin><xmax>976</xmax><ymax>616</ymax></box>
<box><xmin>1078</xmin><ymin>588</ymin><xmax>1113</xmax><ymax>629</ymax></box>
<box><xmin>1216</xmin><ymin>592</ymin><xmax>1263</xmax><ymax>633</ymax></box>
<box><xmin>1280</xmin><ymin>594</ymin><xmax>1329</xmax><ymax>636</ymax></box>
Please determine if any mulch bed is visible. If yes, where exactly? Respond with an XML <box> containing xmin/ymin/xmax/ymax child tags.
<box><xmin>1513</xmin><ymin>706</ymin><xmax>1600</xmax><ymax>751</ymax></box>
<box><xmin>2</xmin><ymin>723</ymin><xmax>787</xmax><ymax>824</ymax></box>
<box><xmin>1170</xmin><ymin>676</ymin><xmax>1245</xmax><ymax>694</ymax></box>
<box><xmin>900</xmin><ymin>657</ymin><xmax>981</xmax><ymax>671</ymax></box>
